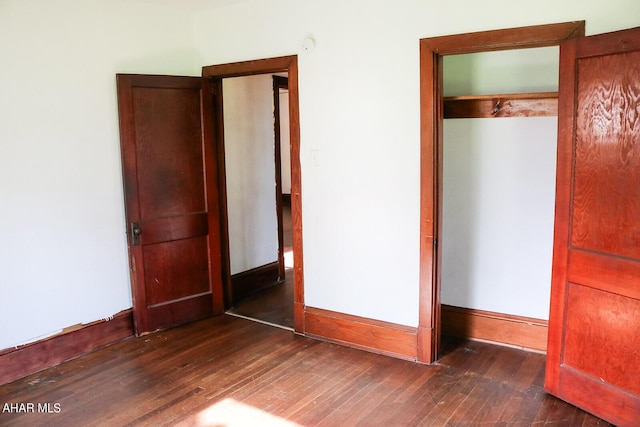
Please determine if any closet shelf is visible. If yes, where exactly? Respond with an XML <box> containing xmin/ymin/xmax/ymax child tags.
<box><xmin>444</xmin><ymin>92</ymin><xmax>558</xmax><ymax>119</ymax></box>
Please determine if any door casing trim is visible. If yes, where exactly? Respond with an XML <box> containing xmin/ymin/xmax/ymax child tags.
<box><xmin>202</xmin><ymin>56</ymin><xmax>305</xmax><ymax>333</ymax></box>
<box><xmin>418</xmin><ymin>22</ymin><xmax>585</xmax><ymax>363</ymax></box>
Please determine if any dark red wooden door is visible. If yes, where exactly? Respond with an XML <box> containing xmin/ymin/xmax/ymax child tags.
<box><xmin>116</xmin><ymin>74</ymin><xmax>224</xmax><ymax>335</ymax></box>
<box><xmin>546</xmin><ymin>27</ymin><xmax>640</xmax><ymax>426</ymax></box>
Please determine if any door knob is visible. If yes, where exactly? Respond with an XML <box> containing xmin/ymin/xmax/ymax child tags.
<box><xmin>131</xmin><ymin>222</ymin><xmax>142</xmax><ymax>245</ymax></box>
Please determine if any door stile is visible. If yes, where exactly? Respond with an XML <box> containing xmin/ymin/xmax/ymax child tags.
<box><xmin>209</xmin><ymin>77</ymin><xmax>234</xmax><ymax>310</ymax></box>
<box><xmin>418</xmin><ymin>43</ymin><xmax>443</xmax><ymax>363</ymax></box>
<box><xmin>116</xmin><ymin>74</ymin><xmax>150</xmax><ymax>335</ymax></box>
<box><xmin>201</xmin><ymin>78</ymin><xmax>225</xmax><ymax>315</ymax></box>
<box><xmin>544</xmin><ymin>36</ymin><xmax>577</xmax><ymax>395</ymax></box>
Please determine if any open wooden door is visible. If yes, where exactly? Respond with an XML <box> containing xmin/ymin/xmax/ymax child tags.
<box><xmin>545</xmin><ymin>26</ymin><xmax>640</xmax><ymax>426</ymax></box>
<box><xmin>117</xmin><ymin>74</ymin><xmax>224</xmax><ymax>335</ymax></box>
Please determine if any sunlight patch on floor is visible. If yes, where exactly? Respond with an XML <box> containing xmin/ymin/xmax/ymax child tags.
<box><xmin>194</xmin><ymin>398</ymin><xmax>301</xmax><ymax>427</ymax></box>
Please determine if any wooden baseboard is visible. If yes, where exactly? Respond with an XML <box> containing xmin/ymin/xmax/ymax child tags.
<box><xmin>304</xmin><ymin>307</ymin><xmax>417</xmax><ymax>361</ymax></box>
<box><xmin>441</xmin><ymin>304</ymin><xmax>548</xmax><ymax>352</ymax></box>
<box><xmin>0</xmin><ymin>309</ymin><xmax>134</xmax><ymax>386</ymax></box>
<box><xmin>231</xmin><ymin>261</ymin><xmax>281</xmax><ymax>305</ymax></box>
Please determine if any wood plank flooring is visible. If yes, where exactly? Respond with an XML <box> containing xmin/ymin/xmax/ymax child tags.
<box><xmin>227</xmin><ymin>198</ymin><xmax>294</xmax><ymax>329</ymax></box>
<box><xmin>227</xmin><ymin>270</ymin><xmax>294</xmax><ymax>329</ymax></box>
<box><xmin>0</xmin><ymin>315</ymin><xmax>611</xmax><ymax>426</ymax></box>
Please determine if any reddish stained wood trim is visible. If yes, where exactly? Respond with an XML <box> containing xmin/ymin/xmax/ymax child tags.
<box><xmin>202</xmin><ymin>56</ymin><xmax>305</xmax><ymax>334</ymax></box>
<box><xmin>422</xmin><ymin>21</ymin><xmax>585</xmax><ymax>55</ymax></box>
<box><xmin>210</xmin><ymin>78</ymin><xmax>233</xmax><ymax>309</ymax></box>
<box><xmin>444</xmin><ymin>92</ymin><xmax>558</xmax><ymax>119</ymax></box>
<box><xmin>287</xmin><ymin>58</ymin><xmax>305</xmax><ymax>334</ymax></box>
<box><xmin>294</xmin><ymin>302</ymin><xmax>305</xmax><ymax>335</ymax></box>
<box><xmin>441</xmin><ymin>304</ymin><xmax>548</xmax><ymax>352</ymax></box>
<box><xmin>202</xmin><ymin>79</ymin><xmax>225</xmax><ymax>315</ymax></box>
<box><xmin>0</xmin><ymin>309</ymin><xmax>134</xmax><ymax>386</ymax></box>
<box><xmin>419</xmin><ymin>21</ymin><xmax>585</xmax><ymax>365</ymax></box>
<box><xmin>202</xmin><ymin>55</ymin><xmax>296</xmax><ymax>79</ymax></box>
<box><xmin>418</xmin><ymin>39</ymin><xmax>440</xmax><ymax>365</ymax></box>
<box><xmin>273</xmin><ymin>75</ymin><xmax>289</xmax><ymax>281</ymax></box>
<box><xmin>304</xmin><ymin>307</ymin><xmax>417</xmax><ymax>361</ymax></box>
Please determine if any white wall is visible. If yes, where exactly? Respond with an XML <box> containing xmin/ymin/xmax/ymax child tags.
<box><xmin>441</xmin><ymin>47</ymin><xmax>559</xmax><ymax>319</ymax></box>
<box><xmin>442</xmin><ymin>117</ymin><xmax>558</xmax><ymax>319</ymax></box>
<box><xmin>223</xmin><ymin>75</ymin><xmax>279</xmax><ymax>274</ymax></box>
<box><xmin>444</xmin><ymin>47</ymin><xmax>560</xmax><ymax>96</ymax></box>
<box><xmin>193</xmin><ymin>0</ymin><xmax>640</xmax><ymax>327</ymax></box>
<box><xmin>0</xmin><ymin>0</ymin><xmax>199</xmax><ymax>349</ymax></box>
<box><xmin>1</xmin><ymin>0</ymin><xmax>639</xmax><ymax>350</ymax></box>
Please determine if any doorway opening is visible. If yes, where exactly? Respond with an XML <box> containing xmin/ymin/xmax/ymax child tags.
<box><xmin>439</xmin><ymin>46</ymin><xmax>559</xmax><ymax>355</ymax></box>
<box><xmin>202</xmin><ymin>56</ymin><xmax>305</xmax><ymax>333</ymax></box>
<box><xmin>224</xmin><ymin>73</ymin><xmax>294</xmax><ymax>329</ymax></box>
<box><xmin>417</xmin><ymin>22</ymin><xmax>585</xmax><ymax>363</ymax></box>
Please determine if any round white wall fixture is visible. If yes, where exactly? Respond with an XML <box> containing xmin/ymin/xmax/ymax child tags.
<box><xmin>302</xmin><ymin>36</ymin><xmax>316</xmax><ymax>53</ymax></box>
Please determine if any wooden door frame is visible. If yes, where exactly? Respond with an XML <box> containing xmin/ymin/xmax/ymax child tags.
<box><xmin>273</xmin><ymin>75</ymin><xmax>289</xmax><ymax>282</ymax></box>
<box><xmin>202</xmin><ymin>56</ymin><xmax>305</xmax><ymax>333</ymax></box>
<box><xmin>418</xmin><ymin>21</ymin><xmax>585</xmax><ymax>363</ymax></box>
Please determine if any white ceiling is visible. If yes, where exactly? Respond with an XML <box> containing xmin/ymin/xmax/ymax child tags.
<box><xmin>136</xmin><ymin>0</ymin><xmax>248</xmax><ymax>11</ymax></box>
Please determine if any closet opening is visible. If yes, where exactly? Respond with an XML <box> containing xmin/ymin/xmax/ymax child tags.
<box><xmin>417</xmin><ymin>21</ymin><xmax>585</xmax><ymax>363</ymax></box>
<box><xmin>440</xmin><ymin>47</ymin><xmax>559</xmax><ymax>354</ymax></box>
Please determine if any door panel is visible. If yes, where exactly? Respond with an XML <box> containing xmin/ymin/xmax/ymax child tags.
<box><xmin>571</xmin><ymin>50</ymin><xmax>640</xmax><ymax>259</ymax></box>
<box><xmin>563</xmin><ymin>284</ymin><xmax>640</xmax><ymax>396</ymax></box>
<box><xmin>117</xmin><ymin>74</ymin><xmax>223</xmax><ymax>334</ymax></box>
<box><xmin>133</xmin><ymin>87</ymin><xmax>206</xmax><ymax>217</ymax></box>
<box><xmin>546</xmin><ymin>26</ymin><xmax>640</xmax><ymax>426</ymax></box>
<box><xmin>142</xmin><ymin>237</ymin><xmax>211</xmax><ymax>305</ymax></box>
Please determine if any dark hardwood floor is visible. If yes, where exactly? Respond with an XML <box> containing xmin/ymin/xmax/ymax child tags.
<box><xmin>0</xmin><ymin>200</ymin><xmax>613</xmax><ymax>425</ymax></box>
<box><xmin>227</xmin><ymin>197</ymin><xmax>294</xmax><ymax>329</ymax></box>
<box><xmin>0</xmin><ymin>314</ymin><xmax>611</xmax><ymax>426</ymax></box>
<box><xmin>226</xmin><ymin>269</ymin><xmax>294</xmax><ymax>329</ymax></box>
